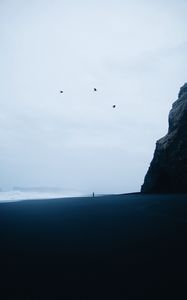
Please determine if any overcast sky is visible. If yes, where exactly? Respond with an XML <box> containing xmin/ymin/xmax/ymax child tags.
<box><xmin>0</xmin><ymin>0</ymin><xmax>187</xmax><ymax>194</ymax></box>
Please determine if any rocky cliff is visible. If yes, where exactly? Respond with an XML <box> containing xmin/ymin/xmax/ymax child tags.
<box><xmin>141</xmin><ymin>83</ymin><xmax>187</xmax><ymax>193</ymax></box>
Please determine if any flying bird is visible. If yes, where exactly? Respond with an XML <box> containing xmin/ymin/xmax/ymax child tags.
<box><xmin>113</xmin><ymin>105</ymin><xmax>116</xmax><ymax>108</ymax></box>
<box><xmin>60</xmin><ymin>90</ymin><xmax>63</xmax><ymax>93</ymax></box>
<box><xmin>94</xmin><ymin>88</ymin><xmax>97</xmax><ymax>92</ymax></box>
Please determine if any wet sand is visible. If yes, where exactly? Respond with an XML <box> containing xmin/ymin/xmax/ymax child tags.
<box><xmin>0</xmin><ymin>193</ymin><xmax>187</xmax><ymax>299</ymax></box>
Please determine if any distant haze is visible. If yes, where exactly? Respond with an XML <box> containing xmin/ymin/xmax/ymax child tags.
<box><xmin>0</xmin><ymin>0</ymin><xmax>187</xmax><ymax>194</ymax></box>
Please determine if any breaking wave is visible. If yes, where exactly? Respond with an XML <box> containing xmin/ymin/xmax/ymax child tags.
<box><xmin>0</xmin><ymin>189</ymin><xmax>85</xmax><ymax>202</ymax></box>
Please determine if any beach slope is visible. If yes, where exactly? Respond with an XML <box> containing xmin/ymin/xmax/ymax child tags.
<box><xmin>0</xmin><ymin>193</ymin><xmax>187</xmax><ymax>299</ymax></box>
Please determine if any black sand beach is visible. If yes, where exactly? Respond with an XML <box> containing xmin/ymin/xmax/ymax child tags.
<box><xmin>1</xmin><ymin>193</ymin><xmax>187</xmax><ymax>299</ymax></box>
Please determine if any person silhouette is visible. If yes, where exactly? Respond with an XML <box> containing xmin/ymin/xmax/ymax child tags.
<box><xmin>92</xmin><ymin>192</ymin><xmax>95</xmax><ymax>198</ymax></box>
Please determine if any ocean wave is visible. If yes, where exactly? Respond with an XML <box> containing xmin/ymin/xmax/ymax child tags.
<box><xmin>0</xmin><ymin>190</ymin><xmax>84</xmax><ymax>202</ymax></box>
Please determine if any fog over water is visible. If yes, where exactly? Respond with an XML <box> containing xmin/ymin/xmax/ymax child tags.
<box><xmin>0</xmin><ymin>0</ymin><xmax>187</xmax><ymax>196</ymax></box>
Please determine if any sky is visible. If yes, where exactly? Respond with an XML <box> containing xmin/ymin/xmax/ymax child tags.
<box><xmin>0</xmin><ymin>0</ymin><xmax>187</xmax><ymax>194</ymax></box>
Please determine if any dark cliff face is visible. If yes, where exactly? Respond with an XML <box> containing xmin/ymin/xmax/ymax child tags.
<box><xmin>141</xmin><ymin>83</ymin><xmax>187</xmax><ymax>193</ymax></box>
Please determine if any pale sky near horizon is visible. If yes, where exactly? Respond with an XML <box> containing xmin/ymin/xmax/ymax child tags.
<box><xmin>0</xmin><ymin>0</ymin><xmax>187</xmax><ymax>194</ymax></box>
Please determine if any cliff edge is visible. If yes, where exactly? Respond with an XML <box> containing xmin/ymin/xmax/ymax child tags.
<box><xmin>141</xmin><ymin>83</ymin><xmax>187</xmax><ymax>193</ymax></box>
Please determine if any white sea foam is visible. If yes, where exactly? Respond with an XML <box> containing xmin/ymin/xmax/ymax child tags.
<box><xmin>0</xmin><ymin>189</ymin><xmax>85</xmax><ymax>202</ymax></box>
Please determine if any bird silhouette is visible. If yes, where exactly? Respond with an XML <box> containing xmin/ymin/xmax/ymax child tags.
<box><xmin>113</xmin><ymin>105</ymin><xmax>116</xmax><ymax>108</ymax></box>
<box><xmin>94</xmin><ymin>88</ymin><xmax>97</xmax><ymax>92</ymax></box>
<box><xmin>60</xmin><ymin>90</ymin><xmax>63</xmax><ymax>93</ymax></box>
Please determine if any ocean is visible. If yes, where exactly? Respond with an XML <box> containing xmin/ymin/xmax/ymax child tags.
<box><xmin>0</xmin><ymin>188</ymin><xmax>85</xmax><ymax>202</ymax></box>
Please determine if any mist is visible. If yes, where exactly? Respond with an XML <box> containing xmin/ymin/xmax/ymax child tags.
<box><xmin>1</xmin><ymin>0</ymin><xmax>187</xmax><ymax>194</ymax></box>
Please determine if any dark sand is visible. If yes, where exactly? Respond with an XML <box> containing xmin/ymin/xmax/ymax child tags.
<box><xmin>1</xmin><ymin>193</ymin><xmax>187</xmax><ymax>299</ymax></box>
